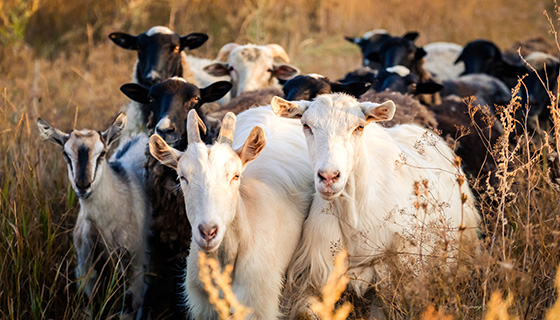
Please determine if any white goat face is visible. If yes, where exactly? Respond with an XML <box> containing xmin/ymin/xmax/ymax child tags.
<box><xmin>36</xmin><ymin>113</ymin><xmax>127</xmax><ymax>199</ymax></box>
<box><xmin>149</xmin><ymin>110</ymin><xmax>266</xmax><ymax>252</ymax></box>
<box><xmin>271</xmin><ymin>94</ymin><xmax>395</xmax><ymax>200</ymax></box>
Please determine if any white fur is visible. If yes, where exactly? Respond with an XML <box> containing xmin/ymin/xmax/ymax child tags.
<box><xmin>176</xmin><ymin>106</ymin><xmax>313</xmax><ymax>319</ymax></box>
<box><xmin>146</xmin><ymin>26</ymin><xmax>174</xmax><ymax>36</ymax></box>
<box><xmin>525</xmin><ymin>51</ymin><xmax>560</xmax><ymax>68</ymax></box>
<box><xmin>275</xmin><ymin>94</ymin><xmax>480</xmax><ymax>312</ymax></box>
<box><xmin>423</xmin><ymin>42</ymin><xmax>465</xmax><ymax>81</ymax></box>
<box><xmin>362</xmin><ymin>29</ymin><xmax>388</xmax><ymax>40</ymax></box>
<box><xmin>386</xmin><ymin>65</ymin><xmax>411</xmax><ymax>77</ymax></box>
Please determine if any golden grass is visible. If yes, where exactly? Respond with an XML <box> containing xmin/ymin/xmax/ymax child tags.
<box><xmin>2</xmin><ymin>0</ymin><xmax>560</xmax><ymax>319</ymax></box>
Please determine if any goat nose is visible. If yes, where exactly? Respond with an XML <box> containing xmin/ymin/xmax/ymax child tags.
<box><xmin>75</xmin><ymin>180</ymin><xmax>91</xmax><ymax>190</ymax></box>
<box><xmin>317</xmin><ymin>170</ymin><xmax>340</xmax><ymax>185</ymax></box>
<box><xmin>198</xmin><ymin>224</ymin><xmax>218</xmax><ymax>242</ymax></box>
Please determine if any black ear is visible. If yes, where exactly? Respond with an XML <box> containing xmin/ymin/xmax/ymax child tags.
<box><xmin>454</xmin><ymin>52</ymin><xmax>465</xmax><ymax>65</ymax></box>
<box><xmin>402</xmin><ymin>31</ymin><xmax>419</xmax><ymax>42</ymax></box>
<box><xmin>330</xmin><ymin>81</ymin><xmax>371</xmax><ymax>98</ymax></box>
<box><xmin>414</xmin><ymin>81</ymin><xmax>444</xmax><ymax>95</ymax></box>
<box><xmin>108</xmin><ymin>32</ymin><xmax>139</xmax><ymax>50</ymax></box>
<box><xmin>180</xmin><ymin>33</ymin><xmax>209</xmax><ymax>50</ymax></box>
<box><xmin>415</xmin><ymin>47</ymin><xmax>427</xmax><ymax>60</ymax></box>
<box><xmin>120</xmin><ymin>83</ymin><xmax>150</xmax><ymax>104</ymax></box>
<box><xmin>200</xmin><ymin>81</ymin><xmax>233</xmax><ymax>103</ymax></box>
<box><xmin>345</xmin><ymin>36</ymin><xmax>360</xmax><ymax>45</ymax></box>
<box><xmin>204</xmin><ymin>63</ymin><xmax>231</xmax><ymax>76</ymax></box>
<box><xmin>272</xmin><ymin>65</ymin><xmax>299</xmax><ymax>81</ymax></box>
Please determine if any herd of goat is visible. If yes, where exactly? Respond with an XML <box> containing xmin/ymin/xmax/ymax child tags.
<box><xmin>35</xmin><ymin>25</ymin><xmax>558</xmax><ymax>319</ymax></box>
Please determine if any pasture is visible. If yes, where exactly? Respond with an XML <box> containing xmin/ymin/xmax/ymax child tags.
<box><xmin>1</xmin><ymin>0</ymin><xmax>560</xmax><ymax>319</ymax></box>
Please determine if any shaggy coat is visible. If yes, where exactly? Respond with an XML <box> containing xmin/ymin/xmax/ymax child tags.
<box><xmin>271</xmin><ymin>94</ymin><xmax>480</xmax><ymax>318</ymax></box>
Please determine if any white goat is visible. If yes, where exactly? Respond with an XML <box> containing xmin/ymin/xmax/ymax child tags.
<box><xmin>204</xmin><ymin>43</ymin><xmax>299</xmax><ymax>98</ymax></box>
<box><xmin>149</xmin><ymin>107</ymin><xmax>313</xmax><ymax>319</ymax></box>
<box><xmin>423</xmin><ymin>42</ymin><xmax>465</xmax><ymax>81</ymax></box>
<box><xmin>271</xmin><ymin>94</ymin><xmax>480</xmax><ymax>316</ymax></box>
<box><xmin>37</xmin><ymin>113</ymin><xmax>150</xmax><ymax>318</ymax></box>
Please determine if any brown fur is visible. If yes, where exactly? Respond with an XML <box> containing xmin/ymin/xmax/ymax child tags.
<box><xmin>208</xmin><ymin>87</ymin><xmax>284</xmax><ymax>119</ymax></box>
<box><xmin>360</xmin><ymin>90</ymin><xmax>438</xmax><ymax>129</ymax></box>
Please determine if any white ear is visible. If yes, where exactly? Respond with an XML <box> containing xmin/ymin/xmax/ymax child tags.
<box><xmin>102</xmin><ymin>112</ymin><xmax>127</xmax><ymax>147</ymax></box>
<box><xmin>270</xmin><ymin>96</ymin><xmax>309</xmax><ymax>119</ymax></box>
<box><xmin>36</xmin><ymin>118</ymin><xmax>69</xmax><ymax>147</ymax></box>
<box><xmin>149</xmin><ymin>134</ymin><xmax>183</xmax><ymax>170</ymax></box>
<box><xmin>360</xmin><ymin>100</ymin><xmax>396</xmax><ymax>123</ymax></box>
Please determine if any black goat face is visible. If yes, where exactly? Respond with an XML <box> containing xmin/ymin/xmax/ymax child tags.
<box><xmin>109</xmin><ymin>26</ymin><xmax>208</xmax><ymax>86</ymax></box>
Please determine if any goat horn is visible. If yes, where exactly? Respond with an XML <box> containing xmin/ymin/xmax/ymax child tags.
<box><xmin>217</xmin><ymin>112</ymin><xmax>236</xmax><ymax>146</ymax></box>
<box><xmin>266</xmin><ymin>44</ymin><xmax>290</xmax><ymax>63</ymax></box>
<box><xmin>187</xmin><ymin>109</ymin><xmax>207</xmax><ymax>144</ymax></box>
<box><xmin>216</xmin><ymin>43</ymin><xmax>240</xmax><ymax>62</ymax></box>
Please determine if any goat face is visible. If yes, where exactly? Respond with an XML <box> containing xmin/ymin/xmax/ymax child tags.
<box><xmin>148</xmin><ymin>111</ymin><xmax>265</xmax><ymax>252</ymax></box>
<box><xmin>374</xmin><ymin>33</ymin><xmax>425</xmax><ymax>69</ymax></box>
<box><xmin>120</xmin><ymin>78</ymin><xmax>232</xmax><ymax>146</ymax></box>
<box><xmin>282</xmin><ymin>74</ymin><xmax>371</xmax><ymax>101</ymax></box>
<box><xmin>345</xmin><ymin>30</ymin><xmax>391</xmax><ymax>69</ymax></box>
<box><xmin>271</xmin><ymin>95</ymin><xmax>395</xmax><ymax>200</ymax></box>
<box><xmin>36</xmin><ymin>113</ymin><xmax>127</xmax><ymax>199</ymax></box>
<box><xmin>109</xmin><ymin>26</ymin><xmax>208</xmax><ymax>86</ymax></box>
<box><xmin>204</xmin><ymin>44</ymin><xmax>299</xmax><ymax>98</ymax></box>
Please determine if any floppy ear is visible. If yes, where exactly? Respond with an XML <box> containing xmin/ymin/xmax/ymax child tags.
<box><xmin>271</xmin><ymin>64</ymin><xmax>299</xmax><ymax>81</ymax></box>
<box><xmin>108</xmin><ymin>32</ymin><xmax>139</xmax><ymax>50</ymax></box>
<box><xmin>415</xmin><ymin>47</ymin><xmax>427</xmax><ymax>59</ymax></box>
<box><xmin>36</xmin><ymin>118</ymin><xmax>69</xmax><ymax>147</ymax></box>
<box><xmin>330</xmin><ymin>81</ymin><xmax>371</xmax><ymax>98</ymax></box>
<box><xmin>180</xmin><ymin>33</ymin><xmax>209</xmax><ymax>50</ymax></box>
<box><xmin>361</xmin><ymin>100</ymin><xmax>396</xmax><ymax>123</ymax></box>
<box><xmin>270</xmin><ymin>96</ymin><xmax>308</xmax><ymax>118</ymax></box>
<box><xmin>200</xmin><ymin>81</ymin><xmax>233</xmax><ymax>103</ymax></box>
<box><xmin>203</xmin><ymin>63</ymin><xmax>230</xmax><ymax>77</ymax></box>
<box><xmin>102</xmin><ymin>112</ymin><xmax>127</xmax><ymax>147</ymax></box>
<box><xmin>120</xmin><ymin>83</ymin><xmax>150</xmax><ymax>104</ymax></box>
<box><xmin>149</xmin><ymin>134</ymin><xmax>183</xmax><ymax>170</ymax></box>
<box><xmin>236</xmin><ymin>126</ymin><xmax>266</xmax><ymax>168</ymax></box>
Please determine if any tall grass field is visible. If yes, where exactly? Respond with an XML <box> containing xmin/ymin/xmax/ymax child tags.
<box><xmin>2</xmin><ymin>0</ymin><xmax>560</xmax><ymax>318</ymax></box>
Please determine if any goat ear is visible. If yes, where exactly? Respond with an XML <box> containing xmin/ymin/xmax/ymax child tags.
<box><xmin>344</xmin><ymin>36</ymin><xmax>361</xmax><ymax>45</ymax></box>
<box><xmin>415</xmin><ymin>47</ymin><xmax>427</xmax><ymax>59</ymax></box>
<box><xmin>102</xmin><ymin>112</ymin><xmax>127</xmax><ymax>147</ymax></box>
<box><xmin>361</xmin><ymin>100</ymin><xmax>396</xmax><ymax>123</ymax></box>
<box><xmin>149</xmin><ymin>134</ymin><xmax>182</xmax><ymax>170</ymax></box>
<box><xmin>272</xmin><ymin>64</ymin><xmax>299</xmax><ymax>81</ymax></box>
<box><xmin>414</xmin><ymin>81</ymin><xmax>444</xmax><ymax>95</ymax></box>
<box><xmin>181</xmin><ymin>33</ymin><xmax>208</xmax><ymax>50</ymax></box>
<box><xmin>108</xmin><ymin>32</ymin><xmax>138</xmax><ymax>50</ymax></box>
<box><xmin>200</xmin><ymin>81</ymin><xmax>233</xmax><ymax>103</ymax></box>
<box><xmin>402</xmin><ymin>31</ymin><xmax>419</xmax><ymax>42</ymax></box>
<box><xmin>236</xmin><ymin>126</ymin><xmax>266</xmax><ymax>168</ymax></box>
<box><xmin>330</xmin><ymin>81</ymin><xmax>371</xmax><ymax>98</ymax></box>
<box><xmin>120</xmin><ymin>83</ymin><xmax>150</xmax><ymax>104</ymax></box>
<box><xmin>270</xmin><ymin>96</ymin><xmax>308</xmax><ymax>118</ymax></box>
<box><xmin>204</xmin><ymin>63</ymin><xmax>230</xmax><ymax>77</ymax></box>
<box><xmin>36</xmin><ymin>118</ymin><xmax>68</xmax><ymax>147</ymax></box>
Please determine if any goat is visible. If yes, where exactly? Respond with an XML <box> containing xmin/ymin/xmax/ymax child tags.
<box><xmin>271</xmin><ymin>94</ymin><xmax>480</xmax><ymax>318</ymax></box>
<box><xmin>345</xmin><ymin>29</ymin><xmax>392</xmax><ymax>70</ymax></box>
<box><xmin>110</xmin><ymin>26</ymin><xmax>228</xmax><ymax>136</ymax></box>
<box><xmin>149</xmin><ymin>108</ymin><xmax>313</xmax><ymax>319</ymax></box>
<box><xmin>281</xmin><ymin>73</ymin><xmax>438</xmax><ymax>129</ymax></box>
<box><xmin>37</xmin><ymin>113</ymin><xmax>149</xmax><ymax>318</ymax></box>
<box><xmin>423</xmin><ymin>42</ymin><xmax>465</xmax><ymax>81</ymax></box>
<box><xmin>441</xmin><ymin>74</ymin><xmax>511</xmax><ymax>110</ymax></box>
<box><xmin>120</xmin><ymin>77</ymin><xmax>231</xmax><ymax>319</ymax></box>
<box><xmin>203</xmin><ymin>43</ymin><xmax>299</xmax><ymax>98</ymax></box>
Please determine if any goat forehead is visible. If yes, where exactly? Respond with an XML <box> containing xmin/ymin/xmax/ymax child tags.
<box><xmin>231</xmin><ymin>45</ymin><xmax>270</xmax><ymax>65</ymax></box>
<box><xmin>304</xmin><ymin>95</ymin><xmax>364</xmax><ymax>128</ymax></box>
<box><xmin>66</xmin><ymin>131</ymin><xmax>104</xmax><ymax>155</ymax></box>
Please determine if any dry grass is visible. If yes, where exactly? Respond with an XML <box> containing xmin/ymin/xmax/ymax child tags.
<box><xmin>2</xmin><ymin>0</ymin><xmax>560</xmax><ymax>319</ymax></box>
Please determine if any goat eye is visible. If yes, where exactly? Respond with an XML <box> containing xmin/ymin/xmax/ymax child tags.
<box><xmin>231</xmin><ymin>174</ymin><xmax>240</xmax><ymax>182</ymax></box>
<box><xmin>180</xmin><ymin>176</ymin><xmax>189</xmax><ymax>184</ymax></box>
<box><xmin>355</xmin><ymin>125</ymin><xmax>364</xmax><ymax>133</ymax></box>
<box><xmin>302</xmin><ymin>123</ymin><xmax>312</xmax><ymax>134</ymax></box>
<box><xmin>173</xmin><ymin>45</ymin><xmax>180</xmax><ymax>53</ymax></box>
<box><xmin>99</xmin><ymin>151</ymin><xmax>107</xmax><ymax>158</ymax></box>
<box><xmin>267</xmin><ymin>68</ymin><xmax>273</xmax><ymax>73</ymax></box>
<box><xmin>228</xmin><ymin>65</ymin><xmax>234</xmax><ymax>71</ymax></box>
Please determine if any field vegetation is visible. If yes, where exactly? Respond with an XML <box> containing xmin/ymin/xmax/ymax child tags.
<box><xmin>1</xmin><ymin>0</ymin><xmax>560</xmax><ymax>319</ymax></box>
